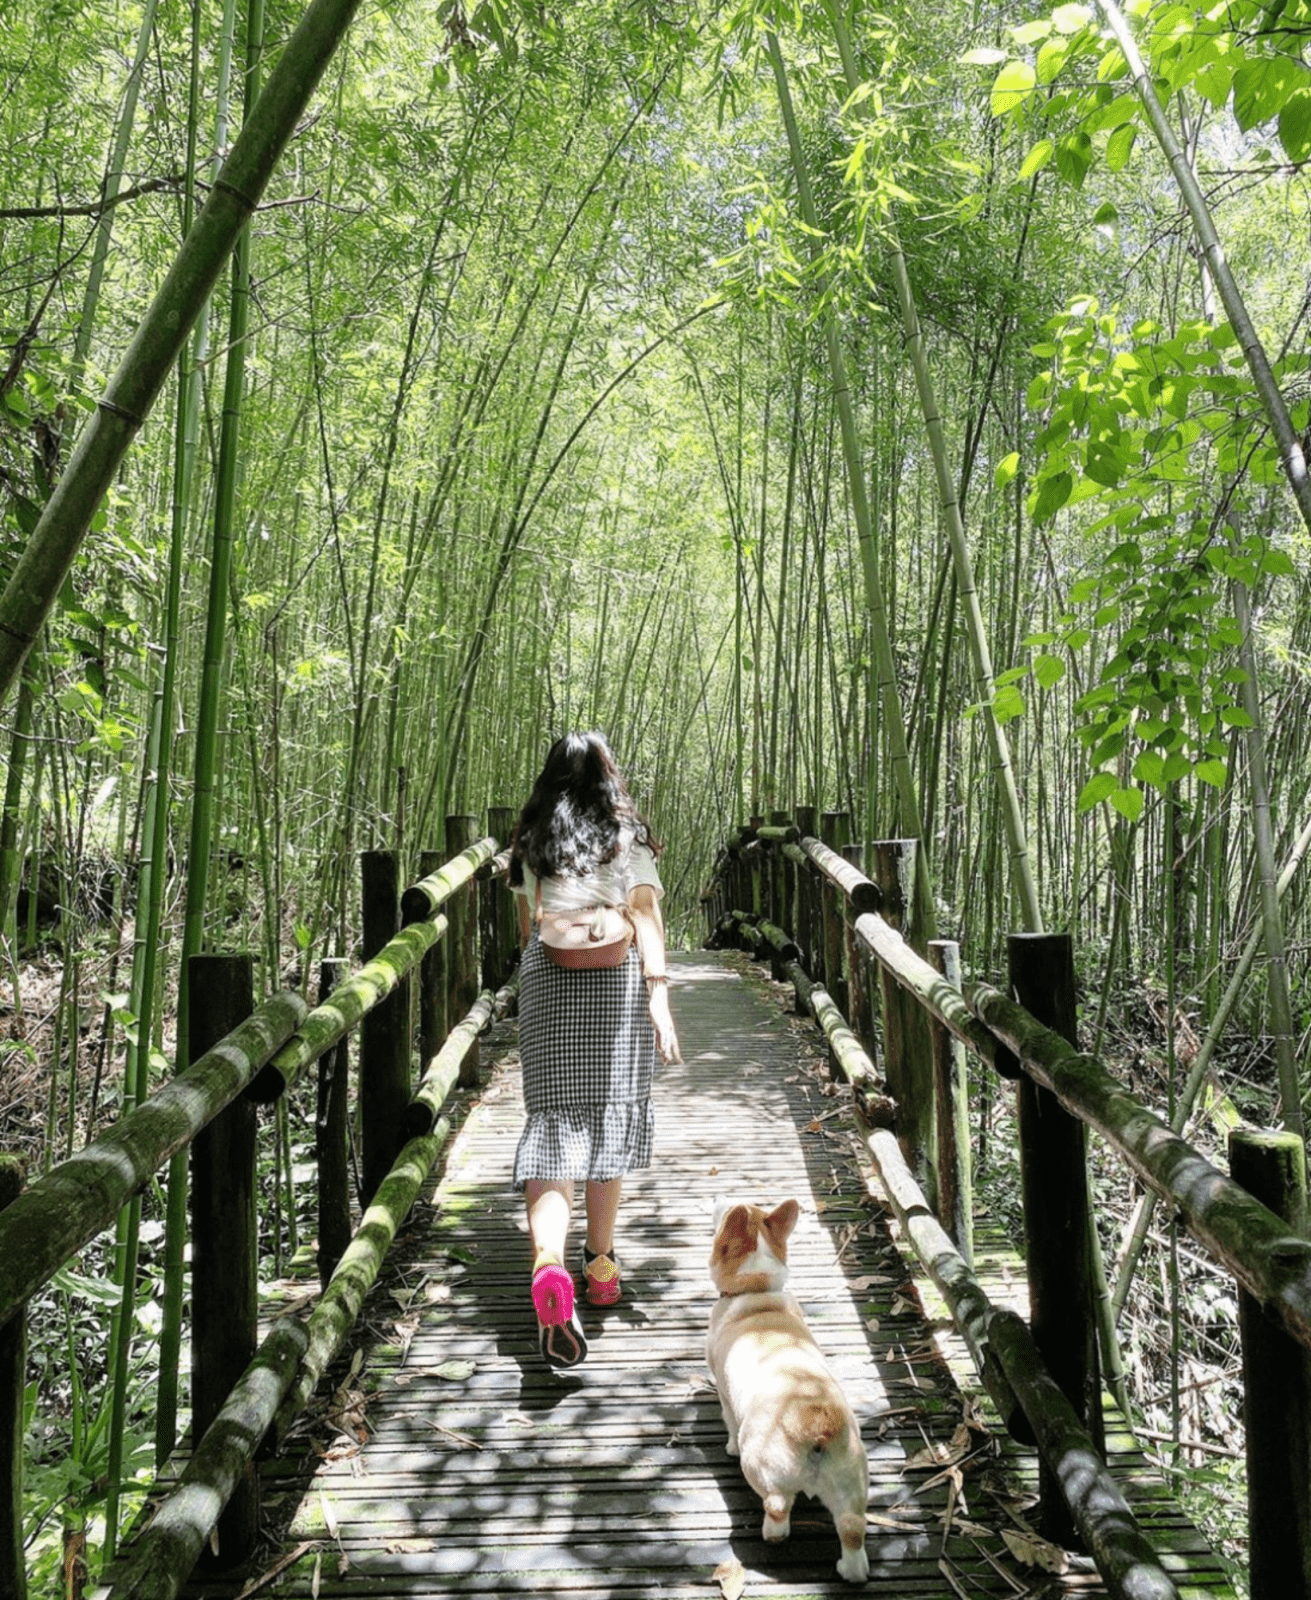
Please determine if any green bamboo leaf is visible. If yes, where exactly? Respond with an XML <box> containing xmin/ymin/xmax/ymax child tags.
<box><xmin>991</xmin><ymin>59</ymin><xmax>1037</xmax><ymax>117</ymax></box>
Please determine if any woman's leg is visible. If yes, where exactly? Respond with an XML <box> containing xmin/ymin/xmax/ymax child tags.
<box><xmin>526</xmin><ymin>1178</ymin><xmax>586</xmax><ymax>1364</ymax></box>
<box><xmin>526</xmin><ymin>1178</ymin><xmax>573</xmax><ymax>1266</ymax></box>
<box><xmin>584</xmin><ymin>1178</ymin><xmax>622</xmax><ymax>1256</ymax></box>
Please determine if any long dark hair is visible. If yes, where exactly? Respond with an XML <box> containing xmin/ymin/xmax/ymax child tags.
<box><xmin>508</xmin><ymin>731</ymin><xmax>659</xmax><ymax>884</ymax></box>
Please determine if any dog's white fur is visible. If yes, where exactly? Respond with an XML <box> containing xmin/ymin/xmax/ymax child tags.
<box><xmin>706</xmin><ymin>1197</ymin><xmax>869</xmax><ymax>1583</ymax></box>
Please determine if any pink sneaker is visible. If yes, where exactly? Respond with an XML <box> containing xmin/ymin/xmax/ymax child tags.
<box><xmin>532</xmin><ymin>1261</ymin><xmax>587</xmax><ymax>1367</ymax></box>
<box><xmin>583</xmin><ymin>1248</ymin><xmax>622</xmax><ymax>1307</ymax></box>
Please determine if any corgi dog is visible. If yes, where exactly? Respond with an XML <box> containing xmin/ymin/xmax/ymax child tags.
<box><xmin>706</xmin><ymin>1198</ymin><xmax>869</xmax><ymax>1584</ymax></box>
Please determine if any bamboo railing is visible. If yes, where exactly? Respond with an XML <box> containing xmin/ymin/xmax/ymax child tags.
<box><xmin>703</xmin><ymin>813</ymin><xmax>1311</xmax><ymax>1600</ymax></box>
<box><xmin>0</xmin><ymin>814</ymin><xmax>521</xmax><ymax>1600</ymax></box>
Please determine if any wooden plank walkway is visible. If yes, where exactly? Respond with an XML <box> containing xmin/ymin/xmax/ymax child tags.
<box><xmin>185</xmin><ymin>949</ymin><xmax>1236</xmax><ymax>1600</ymax></box>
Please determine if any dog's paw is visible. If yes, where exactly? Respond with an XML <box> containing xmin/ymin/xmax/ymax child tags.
<box><xmin>724</xmin><ymin>1437</ymin><xmax>740</xmax><ymax>1457</ymax></box>
<box><xmin>836</xmin><ymin>1545</ymin><xmax>869</xmax><ymax>1583</ymax></box>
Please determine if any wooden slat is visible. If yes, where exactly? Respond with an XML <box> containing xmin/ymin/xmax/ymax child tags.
<box><xmin>179</xmin><ymin>951</ymin><xmax>1236</xmax><ymax>1600</ymax></box>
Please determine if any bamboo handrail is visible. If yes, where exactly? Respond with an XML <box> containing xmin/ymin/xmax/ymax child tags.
<box><xmin>0</xmin><ymin>990</ymin><xmax>307</xmax><ymax>1329</ymax></box>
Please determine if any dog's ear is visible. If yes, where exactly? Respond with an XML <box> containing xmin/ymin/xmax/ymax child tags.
<box><xmin>712</xmin><ymin>1196</ymin><xmax>734</xmax><ymax>1230</ymax></box>
<box><xmin>764</xmin><ymin>1198</ymin><xmax>800</xmax><ymax>1244</ymax></box>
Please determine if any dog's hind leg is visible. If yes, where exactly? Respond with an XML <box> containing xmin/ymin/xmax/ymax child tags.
<box><xmin>761</xmin><ymin>1492</ymin><xmax>793</xmax><ymax>1542</ymax></box>
<box><xmin>833</xmin><ymin>1509</ymin><xmax>869</xmax><ymax>1583</ymax></box>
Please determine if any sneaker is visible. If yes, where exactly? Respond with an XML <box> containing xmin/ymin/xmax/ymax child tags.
<box><xmin>532</xmin><ymin>1260</ymin><xmax>587</xmax><ymax>1367</ymax></box>
<box><xmin>583</xmin><ymin>1246</ymin><xmax>622</xmax><ymax>1307</ymax></box>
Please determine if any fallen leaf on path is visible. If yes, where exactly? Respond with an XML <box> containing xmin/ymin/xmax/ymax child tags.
<box><xmin>433</xmin><ymin>1359</ymin><xmax>476</xmax><ymax>1381</ymax></box>
<box><xmin>1001</xmin><ymin>1526</ymin><xmax>1069</xmax><ymax>1572</ymax></box>
<box><xmin>714</xmin><ymin>1555</ymin><xmax>747</xmax><ymax>1600</ymax></box>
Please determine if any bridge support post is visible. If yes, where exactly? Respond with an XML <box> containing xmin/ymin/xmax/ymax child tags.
<box><xmin>928</xmin><ymin>940</ymin><xmax>972</xmax><ymax>1267</ymax></box>
<box><xmin>316</xmin><ymin>957</ymin><xmax>351</xmax><ymax>1291</ymax></box>
<box><xmin>360</xmin><ymin>850</ymin><xmax>411</xmax><ymax>1201</ymax></box>
<box><xmin>820</xmin><ymin>813</ymin><xmax>850</xmax><ymax>1025</ymax></box>
<box><xmin>794</xmin><ymin>805</ymin><xmax>818</xmax><ymax>979</ymax></box>
<box><xmin>1230</xmin><ymin>1128</ymin><xmax>1311</xmax><ymax>1599</ymax></box>
<box><xmin>0</xmin><ymin>1156</ymin><xmax>26</xmax><ymax>1600</ymax></box>
<box><xmin>842</xmin><ymin>842</ymin><xmax>875</xmax><ymax>1063</ymax></box>
<box><xmin>446</xmin><ymin>815</ymin><xmax>481</xmax><ymax>1087</ymax></box>
<box><xmin>418</xmin><ymin>846</ymin><xmax>448</xmax><ymax>1083</ymax></box>
<box><xmin>485</xmin><ymin>807</ymin><xmax>516</xmax><ymax>989</ymax></box>
<box><xmin>874</xmin><ymin>839</ymin><xmax>936</xmax><ymax>1209</ymax></box>
<box><xmin>1004</xmin><ymin>931</ymin><xmax>1102</xmax><ymax>1547</ymax></box>
<box><xmin>190</xmin><ymin>953</ymin><xmax>259</xmax><ymax>1567</ymax></box>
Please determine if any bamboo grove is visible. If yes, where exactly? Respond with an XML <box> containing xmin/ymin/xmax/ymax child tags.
<box><xmin>2</xmin><ymin>0</ymin><xmax>1310</xmax><ymax>1586</ymax></box>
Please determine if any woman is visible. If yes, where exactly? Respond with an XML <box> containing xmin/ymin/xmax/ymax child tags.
<box><xmin>508</xmin><ymin>731</ymin><xmax>680</xmax><ymax>1367</ymax></box>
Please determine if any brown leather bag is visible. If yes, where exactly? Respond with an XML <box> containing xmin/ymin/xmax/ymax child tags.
<box><xmin>535</xmin><ymin>881</ymin><xmax>634</xmax><ymax>969</ymax></box>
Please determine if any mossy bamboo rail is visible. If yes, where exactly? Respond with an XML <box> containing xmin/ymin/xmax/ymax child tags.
<box><xmin>2</xmin><ymin>815</ymin><xmax>521</xmax><ymax>1600</ymax></box>
<box><xmin>705</xmin><ymin>815</ymin><xmax>1311</xmax><ymax>1600</ymax></box>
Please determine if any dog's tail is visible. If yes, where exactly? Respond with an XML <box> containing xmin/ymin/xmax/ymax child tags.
<box><xmin>787</xmin><ymin>1398</ymin><xmax>847</xmax><ymax>1454</ymax></box>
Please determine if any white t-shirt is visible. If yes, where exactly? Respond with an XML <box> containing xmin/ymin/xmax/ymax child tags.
<box><xmin>512</xmin><ymin>828</ymin><xmax>663</xmax><ymax>914</ymax></box>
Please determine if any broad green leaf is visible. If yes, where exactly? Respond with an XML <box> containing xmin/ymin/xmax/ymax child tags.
<box><xmin>1195</xmin><ymin>759</ymin><xmax>1228</xmax><ymax>787</ymax></box>
<box><xmin>1019</xmin><ymin>138</ymin><xmax>1055</xmax><ymax>178</ymax></box>
<box><xmin>993</xmin><ymin>682</ymin><xmax>1027</xmax><ymax>723</ymax></box>
<box><xmin>1106</xmin><ymin>122</ymin><xmax>1137</xmax><ymax>172</ymax></box>
<box><xmin>1037</xmin><ymin>39</ymin><xmax>1069</xmax><ymax>84</ymax></box>
<box><xmin>1260</xmin><ymin>547</ymin><xmax>1295</xmax><ymax>577</ymax></box>
<box><xmin>1032</xmin><ymin>470</ymin><xmax>1074</xmax><ymax>522</ymax></box>
<box><xmin>1012</xmin><ymin>19</ymin><xmax>1054</xmax><ymax>44</ymax></box>
<box><xmin>1052</xmin><ymin>3</ymin><xmax>1092</xmax><ymax>32</ymax></box>
<box><xmin>1033</xmin><ymin>654</ymin><xmax>1067</xmax><ymax>689</ymax></box>
<box><xmin>1220</xmin><ymin>706</ymin><xmax>1254</xmax><ymax>728</ymax></box>
<box><xmin>1054</xmin><ymin>131</ymin><xmax>1094</xmax><ymax>186</ymax></box>
<box><xmin>1092</xmin><ymin>201</ymin><xmax>1119</xmax><ymax>227</ymax></box>
<box><xmin>962</xmin><ymin>46</ymin><xmax>1008</xmax><ymax>65</ymax></box>
<box><xmin>1133</xmin><ymin>749</ymin><xmax>1166</xmax><ymax>786</ymax></box>
<box><xmin>995</xmin><ymin>451</ymin><xmax>1021</xmax><ymax>488</ymax></box>
<box><xmin>1110</xmin><ymin>786</ymin><xmax>1144</xmax><ymax>821</ymax></box>
<box><xmin>1078</xmin><ymin>771</ymin><xmax>1117</xmax><ymax>811</ymax></box>
<box><xmin>992</xmin><ymin>59</ymin><xmax>1037</xmax><ymax>117</ymax></box>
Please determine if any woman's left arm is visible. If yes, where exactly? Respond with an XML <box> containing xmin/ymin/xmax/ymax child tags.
<box><xmin>627</xmin><ymin>883</ymin><xmax>681</xmax><ymax>1064</ymax></box>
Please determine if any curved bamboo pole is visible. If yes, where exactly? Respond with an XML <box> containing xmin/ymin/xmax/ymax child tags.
<box><xmin>0</xmin><ymin>0</ymin><xmax>369</xmax><ymax>708</ymax></box>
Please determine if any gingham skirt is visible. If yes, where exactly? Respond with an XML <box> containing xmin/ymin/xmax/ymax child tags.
<box><xmin>511</xmin><ymin>931</ymin><xmax>656</xmax><ymax>1189</ymax></box>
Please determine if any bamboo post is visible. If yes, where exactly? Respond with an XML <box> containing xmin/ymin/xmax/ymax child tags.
<box><xmin>189</xmin><ymin>953</ymin><xmax>258</xmax><ymax>1567</ymax></box>
<box><xmin>484</xmin><ymin>806</ymin><xmax>515</xmax><ymax>988</ymax></box>
<box><xmin>842</xmin><ymin>841</ymin><xmax>875</xmax><ymax>1061</ymax></box>
<box><xmin>821</xmin><ymin>812</ymin><xmax>850</xmax><ymax>1020</ymax></box>
<box><xmin>795</xmin><ymin>804</ymin><xmax>817</xmax><ymax>976</ymax></box>
<box><xmin>1230</xmin><ymin>1128</ymin><xmax>1311</xmax><ymax>1599</ymax></box>
<box><xmin>1004</xmin><ymin>931</ymin><xmax>1102</xmax><ymax>1546</ymax></box>
<box><xmin>416</xmin><ymin>847</ymin><xmax>448</xmax><ymax>1078</ymax></box>
<box><xmin>0</xmin><ymin>1156</ymin><xmax>25</xmax><ymax>1600</ymax></box>
<box><xmin>445</xmin><ymin>815</ymin><xmax>480</xmax><ymax>1088</ymax></box>
<box><xmin>360</xmin><ymin>850</ymin><xmax>410</xmax><ymax>1202</ymax></box>
<box><xmin>316</xmin><ymin>957</ymin><xmax>351</xmax><ymax>1290</ymax></box>
<box><xmin>768</xmin><ymin>808</ymin><xmax>790</xmax><ymax>925</ymax></box>
<box><xmin>874</xmin><ymin>838</ymin><xmax>935</xmax><ymax>1205</ymax></box>
<box><xmin>928</xmin><ymin>940</ymin><xmax>973</xmax><ymax>1267</ymax></box>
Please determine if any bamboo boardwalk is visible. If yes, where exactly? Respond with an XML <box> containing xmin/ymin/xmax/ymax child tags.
<box><xmin>184</xmin><ymin>950</ymin><xmax>1235</xmax><ymax>1600</ymax></box>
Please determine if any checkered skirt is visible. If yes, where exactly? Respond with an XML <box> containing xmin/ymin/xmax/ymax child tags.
<box><xmin>511</xmin><ymin>931</ymin><xmax>656</xmax><ymax>1189</ymax></box>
